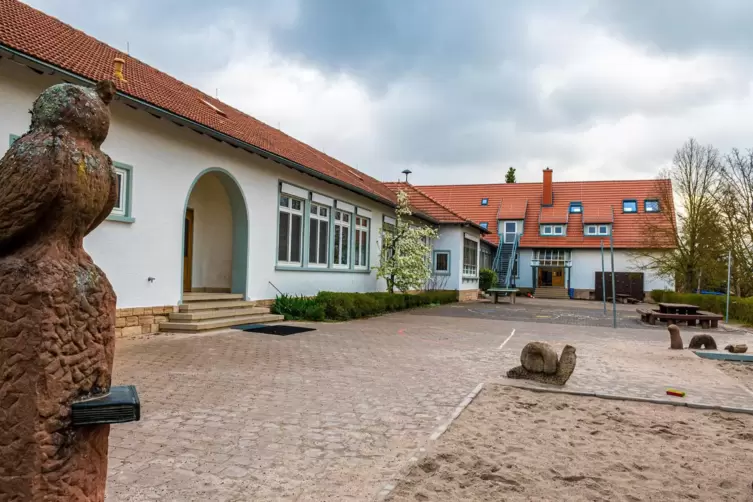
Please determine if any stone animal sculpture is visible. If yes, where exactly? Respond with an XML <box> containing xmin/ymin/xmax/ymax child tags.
<box><xmin>668</xmin><ymin>324</ymin><xmax>683</xmax><ymax>350</ymax></box>
<box><xmin>507</xmin><ymin>341</ymin><xmax>577</xmax><ymax>385</ymax></box>
<box><xmin>688</xmin><ymin>334</ymin><xmax>717</xmax><ymax>350</ymax></box>
<box><xmin>725</xmin><ymin>344</ymin><xmax>748</xmax><ymax>354</ymax></box>
<box><xmin>0</xmin><ymin>81</ymin><xmax>118</xmax><ymax>501</ymax></box>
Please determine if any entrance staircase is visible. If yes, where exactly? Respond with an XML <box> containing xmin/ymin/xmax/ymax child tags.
<box><xmin>533</xmin><ymin>286</ymin><xmax>570</xmax><ymax>300</ymax></box>
<box><xmin>159</xmin><ymin>293</ymin><xmax>283</xmax><ymax>332</ymax></box>
<box><xmin>492</xmin><ymin>234</ymin><xmax>519</xmax><ymax>288</ymax></box>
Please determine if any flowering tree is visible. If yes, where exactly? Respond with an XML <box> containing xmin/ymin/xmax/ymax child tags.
<box><xmin>376</xmin><ymin>190</ymin><xmax>438</xmax><ymax>293</ymax></box>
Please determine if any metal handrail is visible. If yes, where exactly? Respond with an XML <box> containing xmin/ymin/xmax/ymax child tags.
<box><xmin>503</xmin><ymin>233</ymin><xmax>519</xmax><ymax>288</ymax></box>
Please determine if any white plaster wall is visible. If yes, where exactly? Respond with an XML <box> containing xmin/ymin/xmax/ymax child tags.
<box><xmin>432</xmin><ymin>227</ymin><xmax>462</xmax><ymax>291</ymax></box>
<box><xmin>460</xmin><ymin>228</ymin><xmax>481</xmax><ymax>291</ymax></box>
<box><xmin>187</xmin><ymin>173</ymin><xmax>232</xmax><ymax>290</ymax></box>
<box><xmin>0</xmin><ymin>59</ymin><xmax>398</xmax><ymax>307</ymax></box>
<box><xmin>570</xmin><ymin>249</ymin><xmax>674</xmax><ymax>291</ymax></box>
<box><xmin>517</xmin><ymin>249</ymin><xmax>534</xmax><ymax>288</ymax></box>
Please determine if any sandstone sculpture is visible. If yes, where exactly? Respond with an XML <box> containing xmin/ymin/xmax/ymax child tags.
<box><xmin>688</xmin><ymin>334</ymin><xmax>717</xmax><ymax>350</ymax></box>
<box><xmin>507</xmin><ymin>342</ymin><xmax>577</xmax><ymax>385</ymax></box>
<box><xmin>725</xmin><ymin>344</ymin><xmax>748</xmax><ymax>353</ymax></box>
<box><xmin>668</xmin><ymin>324</ymin><xmax>683</xmax><ymax>350</ymax></box>
<box><xmin>0</xmin><ymin>81</ymin><xmax>118</xmax><ymax>501</ymax></box>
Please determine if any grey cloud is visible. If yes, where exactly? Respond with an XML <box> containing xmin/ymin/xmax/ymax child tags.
<box><xmin>23</xmin><ymin>0</ymin><xmax>753</xmax><ymax>184</ymax></box>
<box><xmin>589</xmin><ymin>0</ymin><xmax>753</xmax><ymax>56</ymax></box>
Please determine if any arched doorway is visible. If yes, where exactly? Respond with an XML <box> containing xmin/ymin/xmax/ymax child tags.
<box><xmin>182</xmin><ymin>168</ymin><xmax>248</xmax><ymax>298</ymax></box>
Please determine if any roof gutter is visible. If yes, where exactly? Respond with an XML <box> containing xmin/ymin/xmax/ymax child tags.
<box><xmin>0</xmin><ymin>44</ymin><xmax>420</xmax><ymax>216</ymax></box>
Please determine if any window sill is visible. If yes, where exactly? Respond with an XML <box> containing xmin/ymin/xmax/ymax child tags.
<box><xmin>462</xmin><ymin>275</ymin><xmax>479</xmax><ymax>280</ymax></box>
<box><xmin>433</xmin><ymin>271</ymin><xmax>451</xmax><ymax>276</ymax></box>
<box><xmin>275</xmin><ymin>266</ymin><xmax>371</xmax><ymax>274</ymax></box>
<box><xmin>107</xmin><ymin>214</ymin><xmax>135</xmax><ymax>224</ymax></box>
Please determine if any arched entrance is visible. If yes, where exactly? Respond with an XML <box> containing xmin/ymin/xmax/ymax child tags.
<box><xmin>181</xmin><ymin>168</ymin><xmax>248</xmax><ymax>298</ymax></box>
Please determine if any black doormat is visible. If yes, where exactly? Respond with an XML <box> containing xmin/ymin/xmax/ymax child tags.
<box><xmin>236</xmin><ymin>324</ymin><xmax>316</xmax><ymax>336</ymax></box>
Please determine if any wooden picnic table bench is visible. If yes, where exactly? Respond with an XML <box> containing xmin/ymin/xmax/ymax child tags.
<box><xmin>636</xmin><ymin>308</ymin><xmax>722</xmax><ymax>329</ymax></box>
<box><xmin>658</xmin><ymin>302</ymin><xmax>700</xmax><ymax>315</ymax></box>
<box><xmin>488</xmin><ymin>288</ymin><xmax>519</xmax><ymax>304</ymax></box>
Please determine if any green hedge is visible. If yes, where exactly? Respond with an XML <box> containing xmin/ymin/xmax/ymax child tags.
<box><xmin>272</xmin><ymin>290</ymin><xmax>458</xmax><ymax>321</ymax></box>
<box><xmin>650</xmin><ymin>289</ymin><xmax>751</xmax><ymax>324</ymax></box>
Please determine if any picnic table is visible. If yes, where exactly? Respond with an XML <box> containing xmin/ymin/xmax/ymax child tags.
<box><xmin>637</xmin><ymin>302</ymin><xmax>722</xmax><ymax>329</ymax></box>
<box><xmin>658</xmin><ymin>302</ymin><xmax>700</xmax><ymax>315</ymax></box>
<box><xmin>488</xmin><ymin>288</ymin><xmax>519</xmax><ymax>304</ymax></box>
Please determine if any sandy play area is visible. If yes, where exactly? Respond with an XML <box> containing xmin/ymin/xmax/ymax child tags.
<box><xmin>718</xmin><ymin>361</ymin><xmax>753</xmax><ymax>391</ymax></box>
<box><xmin>389</xmin><ymin>384</ymin><xmax>753</xmax><ymax>502</ymax></box>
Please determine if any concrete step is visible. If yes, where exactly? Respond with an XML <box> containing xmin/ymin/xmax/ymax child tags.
<box><xmin>179</xmin><ymin>300</ymin><xmax>258</xmax><ymax>312</ymax></box>
<box><xmin>535</xmin><ymin>287</ymin><xmax>570</xmax><ymax>299</ymax></box>
<box><xmin>183</xmin><ymin>293</ymin><xmax>244</xmax><ymax>302</ymax></box>
<box><xmin>159</xmin><ymin>313</ymin><xmax>284</xmax><ymax>332</ymax></box>
<box><xmin>169</xmin><ymin>306</ymin><xmax>271</xmax><ymax>321</ymax></box>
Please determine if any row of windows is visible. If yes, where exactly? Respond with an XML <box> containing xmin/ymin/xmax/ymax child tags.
<box><xmin>278</xmin><ymin>192</ymin><xmax>370</xmax><ymax>270</ymax></box>
<box><xmin>432</xmin><ymin>238</ymin><xmax>480</xmax><ymax>278</ymax></box>
<box><xmin>568</xmin><ymin>200</ymin><xmax>660</xmax><ymax>214</ymax></box>
<box><xmin>9</xmin><ymin>134</ymin><xmax>134</xmax><ymax>222</ymax></box>
<box><xmin>485</xmin><ymin>198</ymin><xmax>660</xmax><ymax>212</ymax></box>
<box><xmin>539</xmin><ymin>224</ymin><xmax>612</xmax><ymax>236</ymax></box>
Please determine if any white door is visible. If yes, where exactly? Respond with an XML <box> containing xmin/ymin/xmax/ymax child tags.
<box><xmin>504</xmin><ymin>221</ymin><xmax>517</xmax><ymax>243</ymax></box>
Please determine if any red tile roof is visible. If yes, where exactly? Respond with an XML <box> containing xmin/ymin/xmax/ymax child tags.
<box><xmin>539</xmin><ymin>206</ymin><xmax>568</xmax><ymax>224</ymax></box>
<box><xmin>383</xmin><ymin>182</ymin><xmax>488</xmax><ymax>234</ymax></box>
<box><xmin>0</xmin><ymin>0</ymin><xmax>398</xmax><ymax>206</ymax></box>
<box><xmin>497</xmin><ymin>199</ymin><xmax>528</xmax><ymax>220</ymax></box>
<box><xmin>418</xmin><ymin>179</ymin><xmax>675</xmax><ymax>249</ymax></box>
<box><xmin>582</xmin><ymin>206</ymin><xmax>614</xmax><ymax>224</ymax></box>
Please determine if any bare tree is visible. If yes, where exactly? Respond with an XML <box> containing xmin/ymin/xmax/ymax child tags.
<box><xmin>719</xmin><ymin>148</ymin><xmax>753</xmax><ymax>295</ymax></box>
<box><xmin>638</xmin><ymin>138</ymin><xmax>726</xmax><ymax>292</ymax></box>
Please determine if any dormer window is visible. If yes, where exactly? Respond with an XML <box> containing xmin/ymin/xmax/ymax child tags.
<box><xmin>623</xmin><ymin>200</ymin><xmax>637</xmax><ymax>213</ymax></box>
<box><xmin>541</xmin><ymin>224</ymin><xmax>565</xmax><ymax>236</ymax></box>
<box><xmin>481</xmin><ymin>198</ymin><xmax>488</xmax><ymax>206</ymax></box>
<box><xmin>585</xmin><ymin>224</ymin><xmax>610</xmax><ymax>236</ymax></box>
<box><xmin>569</xmin><ymin>202</ymin><xmax>583</xmax><ymax>213</ymax></box>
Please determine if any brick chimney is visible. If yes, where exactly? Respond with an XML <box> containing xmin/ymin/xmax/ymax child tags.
<box><xmin>542</xmin><ymin>168</ymin><xmax>553</xmax><ymax>206</ymax></box>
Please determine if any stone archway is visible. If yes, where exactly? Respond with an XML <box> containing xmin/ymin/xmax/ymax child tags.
<box><xmin>181</xmin><ymin>168</ymin><xmax>248</xmax><ymax>298</ymax></box>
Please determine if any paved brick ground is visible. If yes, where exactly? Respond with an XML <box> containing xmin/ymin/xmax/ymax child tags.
<box><xmin>106</xmin><ymin>302</ymin><xmax>753</xmax><ymax>501</ymax></box>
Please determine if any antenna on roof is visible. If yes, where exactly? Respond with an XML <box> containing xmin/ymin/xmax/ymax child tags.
<box><xmin>402</xmin><ymin>169</ymin><xmax>412</xmax><ymax>183</ymax></box>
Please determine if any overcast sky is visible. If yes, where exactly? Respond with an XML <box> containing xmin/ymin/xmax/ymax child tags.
<box><xmin>26</xmin><ymin>0</ymin><xmax>753</xmax><ymax>184</ymax></box>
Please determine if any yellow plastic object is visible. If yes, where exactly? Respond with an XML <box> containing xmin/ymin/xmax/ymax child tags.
<box><xmin>666</xmin><ymin>388</ymin><xmax>686</xmax><ymax>397</ymax></box>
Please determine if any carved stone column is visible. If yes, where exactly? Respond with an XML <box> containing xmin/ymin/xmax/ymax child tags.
<box><xmin>0</xmin><ymin>81</ymin><xmax>118</xmax><ymax>501</ymax></box>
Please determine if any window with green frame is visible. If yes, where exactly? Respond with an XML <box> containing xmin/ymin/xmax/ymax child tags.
<box><xmin>109</xmin><ymin>162</ymin><xmax>135</xmax><ymax>223</ymax></box>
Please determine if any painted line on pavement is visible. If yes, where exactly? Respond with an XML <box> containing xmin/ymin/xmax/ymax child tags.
<box><xmin>498</xmin><ymin>329</ymin><xmax>516</xmax><ymax>350</ymax></box>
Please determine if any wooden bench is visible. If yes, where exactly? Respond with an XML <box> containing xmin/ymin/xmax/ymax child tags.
<box><xmin>488</xmin><ymin>288</ymin><xmax>519</xmax><ymax>304</ymax></box>
<box><xmin>636</xmin><ymin>308</ymin><xmax>722</xmax><ymax>329</ymax></box>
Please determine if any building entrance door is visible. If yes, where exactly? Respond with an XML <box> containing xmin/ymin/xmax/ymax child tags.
<box><xmin>538</xmin><ymin>267</ymin><xmax>564</xmax><ymax>287</ymax></box>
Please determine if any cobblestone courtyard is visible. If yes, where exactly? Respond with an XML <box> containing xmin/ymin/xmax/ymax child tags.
<box><xmin>107</xmin><ymin>300</ymin><xmax>753</xmax><ymax>501</ymax></box>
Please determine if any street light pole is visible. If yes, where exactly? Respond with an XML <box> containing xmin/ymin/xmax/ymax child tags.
<box><xmin>726</xmin><ymin>249</ymin><xmax>732</xmax><ymax>324</ymax></box>
<box><xmin>601</xmin><ymin>239</ymin><xmax>606</xmax><ymax>315</ymax></box>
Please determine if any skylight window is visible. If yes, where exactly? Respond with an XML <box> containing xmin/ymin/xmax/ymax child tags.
<box><xmin>645</xmin><ymin>199</ymin><xmax>660</xmax><ymax>212</ymax></box>
<box><xmin>623</xmin><ymin>200</ymin><xmax>637</xmax><ymax>213</ymax></box>
<box><xmin>480</xmin><ymin>222</ymin><xmax>488</xmax><ymax>230</ymax></box>
<box><xmin>569</xmin><ymin>202</ymin><xmax>582</xmax><ymax>214</ymax></box>
<box><xmin>481</xmin><ymin>198</ymin><xmax>488</xmax><ymax>206</ymax></box>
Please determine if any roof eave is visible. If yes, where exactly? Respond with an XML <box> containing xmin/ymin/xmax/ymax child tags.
<box><xmin>0</xmin><ymin>44</ymin><xmax>419</xmax><ymax>217</ymax></box>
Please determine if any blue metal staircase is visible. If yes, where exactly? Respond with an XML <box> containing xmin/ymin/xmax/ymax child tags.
<box><xmin>492</xmin><ymin>234</ymin><xmax>519</xmax><ymax>288</ymax></box>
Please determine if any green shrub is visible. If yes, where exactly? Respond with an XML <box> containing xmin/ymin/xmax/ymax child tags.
<box><xmin>271</xmin><ymin>294</ymin><xmax>319</xmax><ymax>320</ymax></box>
<box><xmin>274</xmin><ymin>290</ymin><xmax>458</xmax><ymax>322</ymax></box>
<box><xmin>479</xmin><ymin>268</ymin><xmax>497</xmax><ymax>291</ymax></box>
<box><xmin>314</xmin><ymin>290</ymin><xmax>457</xmax><ymax>321</ymax></box>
